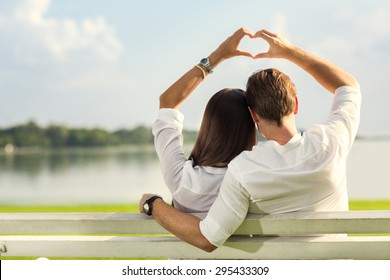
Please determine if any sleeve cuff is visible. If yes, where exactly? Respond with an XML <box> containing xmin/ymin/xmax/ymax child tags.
<box><xmin>199</xmin><ymin>215</ymin><xmax>230</xmax><ymax>248</ymax></box>
<box><xmin>153</xmin><ymin>109</ymin><xmax>184</xmax><ymax>136</ymax></box>
<box><xmin>157</xmin><ymin>108</ymin><xmax>184</xmax><ymax>124</ymax></box>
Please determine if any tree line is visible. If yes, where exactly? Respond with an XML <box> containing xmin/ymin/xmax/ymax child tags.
<box><xmin>0</xmin><ymin>121</ymin><xmax>198</xmax><ymax>148</ymax></box>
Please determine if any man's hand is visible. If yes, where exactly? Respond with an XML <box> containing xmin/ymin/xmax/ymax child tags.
<box><xmin>139</xmin><ymin>193</ymin><xmax>157</xmax><ymax>213</ymax></box>
<box><xmin>252</xmin><ymin>29</ymin><xmax>295</xmax><ymax>59</ymax></box>
<box><xmin>253</xmin><ymin>29</ymin><xmax>358</xmax><ymax>92</ymax></box>
<box><xmin>138</xmin><ymin>193</ymin><xmax>216</xmax><ymax>252</ymax></box>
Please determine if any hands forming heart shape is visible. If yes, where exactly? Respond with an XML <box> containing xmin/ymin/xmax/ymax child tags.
<box><xmin>239</xmin><ymin>34</ymin><xmax>270</xmax><ymax>59</ymax></box>
<box><xmin>218</xmin><ymin>28</ymin><xmax>294</xmax><ymax>60</ymax></box>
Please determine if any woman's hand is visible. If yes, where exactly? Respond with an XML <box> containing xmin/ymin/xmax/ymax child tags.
<box><xmin>209</xmin><ymin>28</ymin><xmax>255</xmax><ymax>67</ymax></box>
<box><xmin>159</xmin><ymin>27</ymin><xmax>255</xmax><ymax>110</ymax></box>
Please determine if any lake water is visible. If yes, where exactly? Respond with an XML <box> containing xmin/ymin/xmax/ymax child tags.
<box><xmin>0</xmin><ymin>140</ymin><xmax>389</xmax><ymax>205</ymax></box>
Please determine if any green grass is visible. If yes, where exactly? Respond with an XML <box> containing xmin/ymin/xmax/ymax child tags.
<box><xmin>0</xmin><ymin>200</ymin><xmax>388</xmax><ymax>213</ymax></box>
<box><xmin>349</xmin><ymin>200</ymin><xmax>390</xmax><ymax>210</ymax></box>
<box><xmin>0</xmin><ymin>204</ymin><xmax>139</xmax><ymax>212</ymax></box>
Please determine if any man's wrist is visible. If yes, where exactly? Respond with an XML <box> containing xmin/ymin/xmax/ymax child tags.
<box><xmin>150</xmin><ymin>197</ymin><xmax>165</xmax><ymax>217</ymax></box>
<box><xmin>285</xmin><ymin>45</ymin><xmax>308</xmax><ymax>66</ymax></box>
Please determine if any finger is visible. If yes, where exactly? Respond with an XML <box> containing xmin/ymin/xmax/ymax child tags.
<box><xmin>254</xmin><ymin>52</ymin><xmax>270</xmax><ymax>59</ymax></box>
<box><xmin>254</xmin><ymin>30</ymin><xmax>274</xmax><ymax>41</ymax></box>
<box><xmin>233</xmin><ymin>27</ymin><xmax>254</xmax><ymax>40</ymax></box>
<box><xmin>241</xmin><ymin>27</ymin><xmax>254</xmax><ymax>38</ymax></box>
<box><xmin>237</xmin><ymin>50</ymin><xmax>255</xmax><ymax>58</ymax></box>
<box><xmin>139</xmin><ymin>193</ymin><xmax>150</xmax><ymax>212</ymax></box>
<box><xmin>254</xmin><ymin>29</ymin><xmax>276</xmax><ymax>37</ymax></box>
<box><xmin>261</xmin><ymin>29</ymin><xmax>278</xmax><ymax>37</ymax></box>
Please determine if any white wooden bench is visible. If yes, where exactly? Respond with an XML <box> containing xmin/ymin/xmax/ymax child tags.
<box><xmin>1</xmin><ymin>211</ymin><xmax>390</xmax><ymax>259</ymax></box>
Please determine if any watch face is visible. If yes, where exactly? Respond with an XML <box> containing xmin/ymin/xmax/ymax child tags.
<box><xmin>200</xmin><ymin>58</ymin><xmax>208</xmax><ymax>64</ymax></box>
<box><xmin>143</xmin><ymin>203</ymin><xmax>150</xmax><ymax>214</ymax></box>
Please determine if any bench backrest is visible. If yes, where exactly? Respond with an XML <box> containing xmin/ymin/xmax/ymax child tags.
<box><xmin>1</xmin><ymin>211</ymin><xmax>390</xmax><ymax>259</ymax></box>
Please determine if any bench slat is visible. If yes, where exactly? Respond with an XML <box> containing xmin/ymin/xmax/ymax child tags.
<box><xmin>1</xmin><ymin>211</ymin><xmax>389</xmax><ymax>259</ymax></box>
<box><xmin>0</xmin><ymin>211</ymin><xmax>389</xmax><ymax>235</ymax></box>
<box><xmin>1</xmin><ymin>235</ymin><xmax>390</xmax><ymax>260</ymax></box>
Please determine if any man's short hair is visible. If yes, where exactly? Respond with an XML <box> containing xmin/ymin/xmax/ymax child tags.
<box><xmin>245</xmin><ymin>68</ymin><xmax>297</xmax><ymax>127</ymax></box>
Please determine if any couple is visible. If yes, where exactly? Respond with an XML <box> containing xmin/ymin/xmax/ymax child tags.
<box><xmin>140</xmin><ymin>28</ymin><xmax>361</xmax><ymax>252</ymax></box>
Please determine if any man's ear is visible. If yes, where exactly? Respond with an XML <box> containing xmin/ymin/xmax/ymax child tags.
<box><xmin>248</xmin><ymin>106</ymin><xmax>260</xmax><ymax>123</ymax></box>
<box><xmin>294</xmin><ymin>96</ymin><xmax>299</xmax><ymax>115</ymax></box>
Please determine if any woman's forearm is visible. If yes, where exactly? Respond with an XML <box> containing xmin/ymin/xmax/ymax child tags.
<box><xmin>159</xmin><ymin>66</ymin><xmax>206</xmax><ymax>109</ymax></box>
<box><xmin>159</xmin><ymin>28</ymin><xmax>254</xmax><ymax>110</ymax></box>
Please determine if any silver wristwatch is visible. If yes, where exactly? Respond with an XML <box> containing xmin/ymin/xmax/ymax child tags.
<box><xmin>142</xmin><ymin>195</ymin><xmax>162</xmax><ymax>216</ymax></box>
<box><xmin>199</xmin><ymin>58</ymin><xmax>213</xmax><ymax>74</ymax></box>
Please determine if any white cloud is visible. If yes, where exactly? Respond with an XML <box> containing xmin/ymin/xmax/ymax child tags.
<box><xmin>14</xmin><ymin>0</ymin><xmax>49</xmax><ymax>23</ymax></box>
<box><xmin>308</xmin><ymin>36</ymin><xmax>358</xmax><ymax>70</ymax></box>
<box><xmin>0</xmin><ymin>0</ymin><xmax>133</xmax><ymax>129</ymax></box>
<box><xmin>305</xmin><ymin>6</ymin><xmax>390</xmax><ymax>72</ymax></box>
<box><xmin>0</xmin><ymin>0</ymin><xmax>123</xmax><ymax>64</ymax></box>
<box><xmin>334</xmin><ymin>7</ymin><xmax>390</xmax><ymax>53</ymax></box>
<box><xmin>270</xmin><ymin>13</ymin><xmax>289</xmax><ymax>35</ymax></box>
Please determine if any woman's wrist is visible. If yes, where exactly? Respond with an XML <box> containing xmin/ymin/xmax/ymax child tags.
<box><xmin>208</xmin><ymin>50</ymin><xmax>225</xmax><ymax>71</ymax></box>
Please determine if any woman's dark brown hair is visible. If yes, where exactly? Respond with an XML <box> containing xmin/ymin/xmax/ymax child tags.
<box><xmin>189</xmin><ymin>88</ymin><xmax>257</xmax><ymax>167</ymax></box>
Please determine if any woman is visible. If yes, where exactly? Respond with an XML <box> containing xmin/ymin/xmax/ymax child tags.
<box><xmin>153</xmin><ymin>28</ymin><xmax>257</xmax><ymax>212</ymax></box>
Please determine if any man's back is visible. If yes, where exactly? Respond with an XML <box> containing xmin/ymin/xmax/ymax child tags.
<box><xmin>231</xmin><ymin>86</ymin><xmax>360</xmax><ymax>214</ymax></box>
<box><xmin>200</xmin><ymin>86</ymin><xmax>361</xmax><ymax>247</ymax></box>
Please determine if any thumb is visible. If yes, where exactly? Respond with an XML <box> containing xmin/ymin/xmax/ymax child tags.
<box><xmin>254</xmin><ymin>52</ymin><xmax>270</xmax><ymax>59</ymax></box>
<box><xmin>238</xmin><ymin>50</ymin><xmax>255</xmax><ymax>58</ymax></box>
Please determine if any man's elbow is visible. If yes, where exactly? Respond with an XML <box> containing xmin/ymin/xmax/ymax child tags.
<box><xmin>198</xmin><ymin>240</ymin><xmax>217</xmax><ymax>253</ymax></box>
<box><xmin>203</xmin><ymin>244</ymin><xmax>217</xmax><ymax>253</ymax></box>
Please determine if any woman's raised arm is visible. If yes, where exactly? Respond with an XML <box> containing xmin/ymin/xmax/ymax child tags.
<box><xmin>159</xmin><ymin>28</ymin><xmax>254</xmax><ymax>109</ymax></box>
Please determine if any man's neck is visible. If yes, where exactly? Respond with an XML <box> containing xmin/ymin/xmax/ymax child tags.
<box><xmin>258</xmin><ymin>115</ymin><xmax>298</xmax><ymax>145</ymax></box>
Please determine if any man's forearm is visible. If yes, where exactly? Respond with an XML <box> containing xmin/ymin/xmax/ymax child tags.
<box><xmin>253</xmin><ymin>29</ymin><xmax>358</xmax><ymax>93</ymax></box>
<box><xmin>152</xmin><ymin>199</ymin><xmax>217</xmax><ymax>252</ymax></box>
<box><xmin>286</xmin><ymin>45</ymin><xmax>359</xmax><ymax>93</ymax></box>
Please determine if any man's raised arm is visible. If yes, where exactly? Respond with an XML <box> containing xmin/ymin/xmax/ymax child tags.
<box><xmin>253</xmin><ymin>29</ymin><xmax>359</xmax><ymax>93</ymax></box>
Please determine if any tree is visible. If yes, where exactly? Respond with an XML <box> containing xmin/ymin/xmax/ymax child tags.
<box><xmin>11</xmin><ymin>121</ymin><xmax>50</xmax><ymax>147</ymax></box>
<box><xmin>47</xmin><ymin>125</ymin><xmax>69</xmax><ymax>147</ymax></box>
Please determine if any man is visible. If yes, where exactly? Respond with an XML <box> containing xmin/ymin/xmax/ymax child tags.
<box><xmin>139</xmin><ymin>28</ymin><xmax>361</xmax><ymax>252</ymax></box>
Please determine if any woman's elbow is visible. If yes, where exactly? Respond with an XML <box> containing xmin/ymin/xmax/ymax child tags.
<box><xmin>159</xmin><ymin>94</ymin><xmax>169</xmax><ymax>109</ymax></box>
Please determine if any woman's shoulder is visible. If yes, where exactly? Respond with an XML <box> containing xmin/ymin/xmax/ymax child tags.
<box><xmin>183</xmin><ymin>161</ymin><xmax>227</xmax><ymax>176</ymax></box>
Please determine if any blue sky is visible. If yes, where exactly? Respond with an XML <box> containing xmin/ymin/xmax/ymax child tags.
<box><xmin>1</xmin><ymin>0</ymin><xmax>389</xmax><ymax>134</ymax></box>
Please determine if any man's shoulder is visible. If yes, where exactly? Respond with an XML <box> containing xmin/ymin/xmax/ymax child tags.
<box><xmin>229</xmin><ymin>145</ymin><xmax>262</xmax><ymax>170</ymax></box>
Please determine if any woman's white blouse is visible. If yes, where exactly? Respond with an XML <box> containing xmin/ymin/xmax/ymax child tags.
<box><xmin>152</xmin><ymin>108</ymin><xmax>226</xmax><ymax>212</ymax></box>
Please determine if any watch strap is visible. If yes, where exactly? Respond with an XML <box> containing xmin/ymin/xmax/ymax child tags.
<box><xmin>199</xmin><ymin>58</ymin><xmax>213</xmax><ymax>74</ymax></box>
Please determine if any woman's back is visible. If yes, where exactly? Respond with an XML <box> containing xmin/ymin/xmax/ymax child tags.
<box><xmin>153</xmin><ymin>108</ymin><xmax>227</xmax><ymax>212</ymax></box>
<box><xmin>154</xmin><ymin>89</ymin><xmax>256</xmax><ymax>213</ymax></box>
